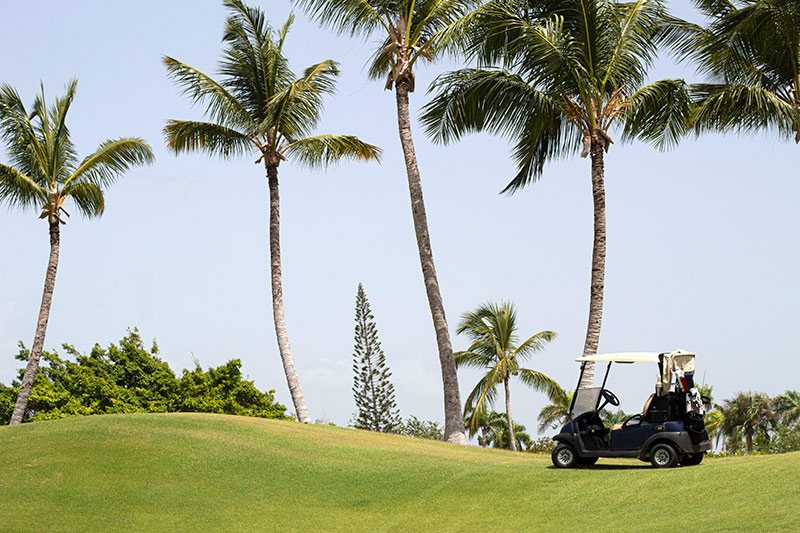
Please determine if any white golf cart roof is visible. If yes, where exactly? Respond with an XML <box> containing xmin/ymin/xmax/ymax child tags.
<box><xmin>575</xmin><ymin>349</ymin><xmax>696</xmax><ymax>396</ymax></box>
<box><xmin>575</xmin><ymin>349</ymin><xmax>695</xmax><ymax>365</ymax></box>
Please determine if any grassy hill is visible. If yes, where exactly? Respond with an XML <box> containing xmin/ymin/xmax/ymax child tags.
<box><xmin>0</xmin><ymin>414</ymin><xmax>797</xmax><ymax>532</ymax></box>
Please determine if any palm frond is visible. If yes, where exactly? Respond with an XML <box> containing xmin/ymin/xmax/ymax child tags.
<box><xmin>454</xmin><ymin>350</ymin><xmax>494</xmax><ymax>369</ymax></box>
<box><xmin>291</xmin><ymin>0</ymin><xmax>392</xmax><ymax>37</ymax></box>
<box><xmin>409</xmin><ymin>0</ymin><xmax>482</xmax><ymax>54</ymax></box>
<box><xmin>0</xmin><ymin>83</ymin><xmax>49</xmax><ymax>183</ymax></box>
<box><xmin>61</xmin><ymin>181</ymin><xmax>104</xmax><ymax>218</ymax></box>
<box><xmin>503</xmin><ymin>113</ymin><xmax>580</xmax><ymax>193</ymax></box>
<box><xmin>513</xmin><ymin>330</ymin><xmax>557</xmax><ymax>360</ymax></box>
<box><xmin>263</xmin><ymin>60</ymin><xmax>340</xmax><ymax>140</ymax></box>
<box><xmin>622</xmin><ymin>78</ymin><xmax>692</xmax><ymax>149</ymax></box>
<box><xmin>422</xmin><ymin>68</ymin><xmax>561</xmax><ymax>145</ymax></box>
<box><xmin>163</xmin><ymin>56</ymin><xmax>255</xmax><ymax>131</ymax></box>
<box><xmin>164</xmin><ymin>120</ymin><xmax>252</xmax><ymax>159</ymax></box>
<box><xmin>691</xmin><ymin>83</ymin><xmax>799</xmax><ymax>138</ymax></box>
<box><xmin>601</xmin><ymin>0</ymin><xmax>666</xmax><ymax>90</ymax></box>
<box><xmin>66</xmin><ymin>138</ymin><xmax>154</xmax><ymax>189</ymax></box>
<box><xmin>463</xmin><ymin>367</ymin><xmax>502</xmax><ymax>430</ymax></box>
<box><xmin>0</xmin><ymin>164</ymin><xmax>46</xmax><ymax>208</ymax></box>
<box><xmin>517</xmin><ymin>368</ymin><xmax>560</xmax><ymax>397</ymax></box>
<box><xmin>283</xmin><ymin>134</ymin><xmax>382</xmax><ymax>169</ymax></box>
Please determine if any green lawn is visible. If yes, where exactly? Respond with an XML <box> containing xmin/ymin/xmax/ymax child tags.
<box><xmin>0</xmin><ymin>414</ymin><xmax>797</xmax><ymax>531</ymax></box>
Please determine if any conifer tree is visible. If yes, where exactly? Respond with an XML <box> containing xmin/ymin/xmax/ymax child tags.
<box><xmin>352</xmin><ymin>284</ymin><xmax>400</xmax><ymax>432</ymax></box>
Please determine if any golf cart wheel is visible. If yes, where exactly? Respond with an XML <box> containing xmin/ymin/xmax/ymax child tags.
<box><xmin>552</xmin><ymin>443</ymin><xmax>578</xmax><ymax>468</ymax></box>
<box><xmin>650</xmin><ymin>443</ymin><xmax>678</xmax><ymax>468</ymax></box>
<box><xmin>680</xmin><ymin>452</ymin><xmax>704</xmax><ymax>466</ymax></box>
<box><xmin>578</xmin><ymin>456</ymin><xmax>598</xmax><ymax>466</ymax></box>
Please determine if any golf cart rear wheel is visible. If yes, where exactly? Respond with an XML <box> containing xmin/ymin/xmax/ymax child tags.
<box><xmin>578</xmin><ymin>456</ymin><xmax>598</xmax><ymax>466</ymax></box>
<box><xmin>650</xmin><ymin>444</ymin><xmax>678</xmax><ymax>468</ymax></box>
<box><xmin>680</xmin><ymin>452</ymin><xmax>704</xmax><ymax>466</ymax></box>
<box><xmin>552</xmin><ymin>443</ymin><xmax>578</xmax><ymax>468</ymax></box>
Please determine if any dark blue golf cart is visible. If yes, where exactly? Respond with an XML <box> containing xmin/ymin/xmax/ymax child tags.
<box><xmin>551</xmin><ymin>350</ymin><xmax>711</xmax><ymax>468</ymax></box>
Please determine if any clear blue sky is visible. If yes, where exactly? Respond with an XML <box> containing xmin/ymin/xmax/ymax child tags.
<box><xmin>1</xmin><ymin>0</ymin><xmax>797</xmax><ymax>432</ymax></box>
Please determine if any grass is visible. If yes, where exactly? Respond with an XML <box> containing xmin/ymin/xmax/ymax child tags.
<box><xmin>0</xmin><ymin>414</ymin><xmax>797</xmax><ymax>532</ymax></box>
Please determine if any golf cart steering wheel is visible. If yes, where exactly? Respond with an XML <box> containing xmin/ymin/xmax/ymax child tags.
<box><xmin>601</xmin><ymin>389</ymin><xmax>620</xmax><ymax>407</ymax></box>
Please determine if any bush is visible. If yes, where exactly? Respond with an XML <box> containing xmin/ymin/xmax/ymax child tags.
<box><xmin>1</xmin><ymin>329</ymin><xmax>288</xmax><ymax>424</ymax></box>
<box><xmin>527</xmin><ymin>437</ymin><xmax>556</xmax><ymax>454</ymax></box>
<box><xmin>397</xmin><ymin>415</ymin><xmax>443</xmax><ymax>440</ymax></box>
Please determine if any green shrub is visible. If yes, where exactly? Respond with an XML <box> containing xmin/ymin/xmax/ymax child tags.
<box><xmin>1</xmin><ymin>329</ymin><xmax>288</xmax><ymax>424</ymax></box>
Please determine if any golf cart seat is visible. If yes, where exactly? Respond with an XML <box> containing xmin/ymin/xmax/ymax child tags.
<box><xmin>611</xmin><ymin>394</ymin><xmax>656</xmax><ymax>430</ymax></box>
<box><xmin>642</xmin><ymin>393</ymin><xmax>655</xmax><ymax>417</ymax></box>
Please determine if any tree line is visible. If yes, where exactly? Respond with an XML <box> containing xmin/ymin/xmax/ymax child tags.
<box><xmin>3</xmin><ymin>0</ymin><xmax>798</xmax><ymax>443</ymax></box>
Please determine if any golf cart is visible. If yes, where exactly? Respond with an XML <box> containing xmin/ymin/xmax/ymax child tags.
<box><xmin>551</xmin><ymin>350</ymin><xmax>711</xmax><ymax>468</ymax></box>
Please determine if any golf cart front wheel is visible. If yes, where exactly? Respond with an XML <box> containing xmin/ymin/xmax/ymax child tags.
<box><xmin>650</xmin><ymin>444</ymin><xmax>678</xmax><ymax>468</ymax></box>
<box><xmin>552</xmin><ymin>443</ymin><xmax>578</xmax><ymax>468</ymax></box>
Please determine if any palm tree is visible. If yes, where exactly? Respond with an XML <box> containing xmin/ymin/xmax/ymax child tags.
<box><xmin>774</xmin><ymin>391</ymin><xmax>800</xmax><ymax>427</ymax></box>
<box><xmin>455</xmin><ymin>301</ymin><xmax>558</xmax><ymax>451</ymax></box>
<box><xmin>537</xmin><ymin>387</ymin><xmax>572</xmax><ymax>433</ymax></box>
<box><xmin>293</xmin><ymin>0</ymin><xmax>479</xmax><ymax>444</ymax></box>
<box><xmin>669</xmin><ymin>0</ymin><xmax>800</xmax><ymax>141</ymax></box>
<box><xmin>704</xmin><ymin>409</ymin><xmax>726</xmax><ymax>451</ymax></box>
<box><xmin>422</xmin><ymin>0</ymin><xmax>692</xmax><ymax>389</ymax></box>
<box><xmin>464</xmin><ymin>403</ymin><xmax>501</xmax><ymax>446</ymax></box>
<box><xmin>722</xmin><ymin>391</ymin><xmax>776</xmax><ymax>453</ymax></box>
<box><xmin>0</xmin><ymin>80</ymin><xmax>153</xmax><ymax>425</ymax></box>
<box><xmin>697</xmin><ymin>383</ymin><xmax>726</xmax><ymax>450</ymax></box>
<box><xmin>485</xmin><ymin>410</ymin><xmax>533</xmax><ymax>450</ymax></box>
<box><xmin>163</xmin><ymin>1</ymin><xmax>381</xmax><ymax>423</ymax></box>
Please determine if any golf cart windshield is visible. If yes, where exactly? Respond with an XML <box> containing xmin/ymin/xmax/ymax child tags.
<box><xmin>570</xmin><ymin>387</ymin><xmax>602</xmax><ymax>416</ymax></box>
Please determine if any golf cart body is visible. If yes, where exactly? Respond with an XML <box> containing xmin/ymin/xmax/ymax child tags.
<box><xmin>551</xmin><ymin>350</ymin><xmax>711</xmax><ymax>468</ymax></box>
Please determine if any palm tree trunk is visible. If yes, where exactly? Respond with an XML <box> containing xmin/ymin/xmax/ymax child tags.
<box><xmin>746</xmin><ymin>427</ymin><xmax>753</xmax><ymax>453</ymax></box>
<box><xmin>394</xmin><ymin>79</ymin><xmax>466</xmax><ymax>445</ymax></box>
<box><xmin>9</xmin><ymin>218</ymin><xmax>60</xmax><ymax>425</ymax></box>
<box><xmin>267</xmin><ymin>164</ymin><xmax>311</xmax><ymax>423</ymax></box>
<box><xmin>504</xmin><ymin>377</ymin><xmax>517</xmax><ymax>452</ymax></box>
<box><xmin>578</xmin><ymin>135</ymin><xmax>607</xmax><ymax>390</ymax></box>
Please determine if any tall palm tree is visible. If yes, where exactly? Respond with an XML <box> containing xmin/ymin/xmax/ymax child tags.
<box><xmin>0</xmin><ymin>80</ymin><xmax>154</xmax><ymax>425</ymax></box>
<box><xmin>455</xmin><ymin>301</ymin><xmax>558</xmax><ymax>451</ymax></box>
<box><xmin>294</xmin><ymin>0</ymin><xmax>480</xmax><ymax>444</ymax></box>
<box><xmin>422</xmin><ymin>0</ymin><xmax>692</xmax><ymax>389</ymax></box>
<box><xmin>669</xmin><ymin>0</ymin><xmax>800</xmax><ymax>141</ymax></box>
<box><xmin>163</xmin><ymin>1</ymin><xmax>381</xmax><ymax>423</ymax></box>
<box><xmin>722</xmin><ymin>391</ymin><xmax>776</xmax><ymax>453</ymax></box>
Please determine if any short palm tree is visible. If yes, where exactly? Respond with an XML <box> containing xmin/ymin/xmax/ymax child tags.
<box><xmin>486</xmin><ymin>411</ymin><xmax>532</xmax><ymax>450</ymax></box>
<box><xmin>455</xmin><ymin>301</ymin><xmax>558</xmax><ymax>451</ymax></box>
<box><xmin>704</xmin><ymin>409</ymin><xmax>726</xmax><ymax>451</ymax></box>
<box><xmin>722</xmin><ymin>391</ymin><xmax>776</xmax><ymax>453</ymax></box>
<box><xmin>422</xmin><ymin>0</ymin><xmax>692</xmax><ymax>389</ymax></box>
<box><xmin>537</xmin><ymin>387</ymin><xmax>572</xmax><ymax>433</ymax></box>
<box><xmin>670</xmin><ymin>0</ymin><xmax>800</xmax><ymax>141</ymax></box>
<box><xmin>294</xmin><ymin>0</ymin><xmax>479</xmax><ymax>444</ymax></box>
<box><xmin>163</xmin><ymin>1</ymin><xmax>381</xmax><ymax>423</ymax></box>
<box><xmin>464</xmin><ymin>403</ymin><xmax>501</xmax><ymax>446</ymax></box>
<box><xmin>0</xmin><ymin>80</ymin><xmax>154</xmax><ymax>425</ymax></box>
<box><xmin>774</xmin><ymin>390</ymin><xmax>800</xmax><ymax>427</ymax></box>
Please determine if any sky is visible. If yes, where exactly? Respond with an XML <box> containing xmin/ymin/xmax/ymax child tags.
<box><xmin>1</xmin><ymin>0</ymin><xmax>797</xmax><ymax>436</ymax></box>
